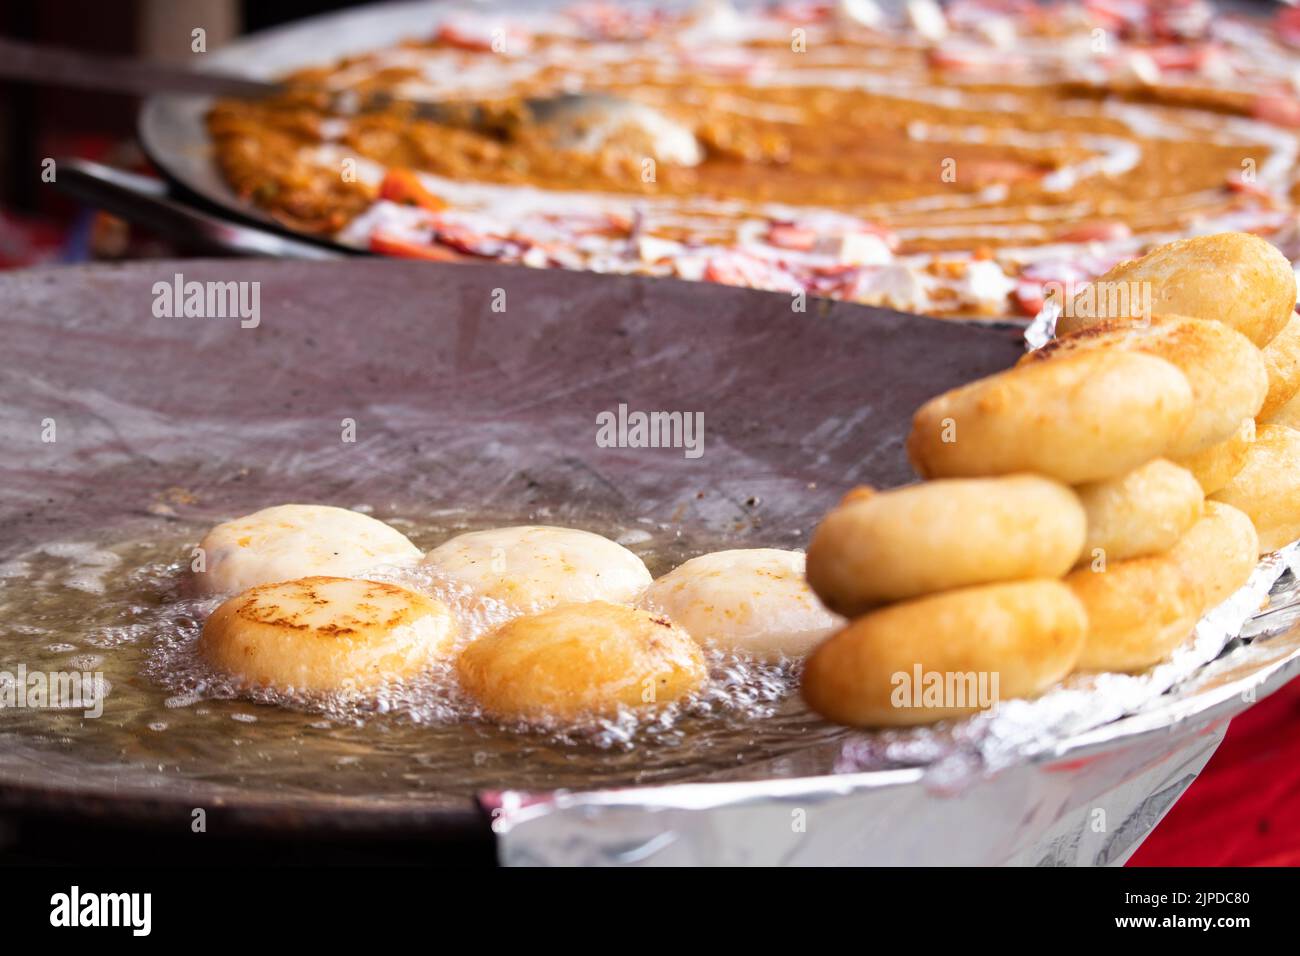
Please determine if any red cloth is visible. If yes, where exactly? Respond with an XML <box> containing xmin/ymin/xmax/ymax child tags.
<box><xmin>1129</xmin><ymin>678</ymin><xmax>1300</xmax><ymax>866</ymax></box>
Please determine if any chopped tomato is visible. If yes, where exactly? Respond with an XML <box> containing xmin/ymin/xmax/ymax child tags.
<box><xmin>1082</xmin><ymin>0</ymin><xmax>1126</xmax><ymax>32</ymax></box>
<box><xmin>704</xmin><ymin>252</ymin><xmax>803</xmax><ymax>293</ymax></box>
<box><xmin>1226</xmin><ymin>176</ymin><xmax>1275</xmax><ymax>202</ymax></box>
<box><xmin>1014</xmin><ymin>281</ymin><xmax>1046</xmax><ymax>317</ymax></box>
<box><xmin>1054</xmin><ymin>221</ymin><xmax>1132</xmax><ymax>243</ymax></box>
<box><xmin>379</xmin><ymin>169</ymin><xmax>447</xmax><ymax>213</ymax></box>
<box><xmin>369</xmin><ymin>232</ymin><xmax>463</xmax><ymax>261</ymax></box>
<box><xmin>1252</xmin><ymin>94</ymin><xmax>1300</xmax><ymax>129</ymax></box>
<box><xmin>1147</xmin><ymin>43</ymin><xmax>1221</xmax><ymax>73</ymax></box>
<box><xmin>1277</xmin><ymin>6</ymin><xmax>1300</xmax><ymax>48</ymax></box>
<box><xmin>433</xmin><ymin>222</ymin><xmax>512</xmax><ymax>258</ymax></box>
<box><xmin>766</xmin><ymin>223</ymin><xmax>818</xmax><ymax>251</ymax></box>
<box><xmin>965</xmin><ymin>159</ymin><xmax>1044</xmax><ymax>185</ymax></box>
<box><xmin>434</xmin><ymin>21</ymin><xmax>532</xmax><ymax>54</ymax></box>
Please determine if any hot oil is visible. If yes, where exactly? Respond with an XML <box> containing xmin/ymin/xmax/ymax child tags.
<box><xmin>0</xmin><ymin>510</ymin><xmax>846</xmax><ymax>799</ymax></box>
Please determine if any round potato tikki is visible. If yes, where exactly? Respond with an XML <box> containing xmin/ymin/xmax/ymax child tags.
<box><xmin>421</xmin><ymin>525</ymin><xmax>652</xmax><ymax>612</ymax></box>
<box><xmin>1066</xmin><ymin>502</ymin><xmax>1257</xmax><ymax>672</ymax></box>
<box><xmin>456</xmin><ymin>601</ymin><xmax>707</xmax><ymax>720</ymax></box>
<box><xmin>805</xmin><ymin>476</ymin><xmax>1085</xmax><ymax>615</ymax></box>
<box><xmin>1257</xmin><ymin>314</ymin><xmax>1300</xmax><ymax>421</ymax></box>
<box><xmin>1021</xmin><ymin>316</ymin><xmax>1267</xmax><ymax>455</ymax></box>
<box><xmin>199</xmin><ymin>576</ymin><xmax>458</xmax><ymax>693</ymax></box>
<box><xmin>638</xmin><ymin>549</ymin><xmax>841</xmax><ymax>661</ymax></box>
<box><xmin>1173</xmin><ymin>418</ymin><xmax>1254</xmax><ymax>496</ymax></box>
<box><xmin>1059</xmin><ymin>232</ymin><xmax>1296</xmax><ymax>347</ymax></box>
<box><xmin>1074</xmin><ymin>459</ymin><xmax>1203</xmax><ymax>566</ymax></box>
<box><xmin>907</xmin><ymin>349</ymin><xmax>1193</xmax><ymax>484</ymax></box>
<box><xmin>1211</xmin><ymin>424</ymin><xmax>1300</xmax><ymax>553</ymax></box>
<box><xmin>194</xmin><ymin>504</ymin><xmax>421</xmax><ymax>596</ymax></box>
<box><xmin>801</xmin><ymin>580</ymin><xmax>1086</xmax><ymax>727</ymax></box>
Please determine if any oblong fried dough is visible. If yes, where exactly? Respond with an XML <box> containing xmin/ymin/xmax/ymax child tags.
<box><xmin>1021</xmin><ymin>316</ymin><xmax>1267</xmax><ymax>455</ymax></box>
<box><xmin>1067</xmin><ymin>503</ymin><xmax>1258</xmax><ymax>671</ymax></box>
<box><xmin>1258</xmin><ymin>314</ymin><xmax>1300</xmax><ymax>420</ymax></box>
<box><xmin>907</xmin><ymin>350</ymin><xmax>1193</xmax><ymax>484</ymax></box>
<box><xmin>1210</xmin><ymin>423</ymin><xmax>1300</xmax><ymax>553</ymax></box>
<box><xmin>1059</xmin><ymin>232</ymin><xmax>1296</xmax><ymax>347</ymax></box>
<box><xmin>456</xmin><ymin>601</ymin><xmax>706</xmax><ymax>720</ymax></box>
<box><xmin>200</xmin><ymin>576</ymin><xmax>457</xmax><ymax>693</ymax></box>
<box><xmin>1075</xmin><ymin>459</ymin><xmax>1203</xmax><ymax>565</ymax></box>
<box><xmin>801</xmin><ymin>580</ymin><xmax>1086</xmax><ymax>727</ymax></box>
<box><xmin>1173</xmin><ymin>417</ymin><xmax>1254</xmax><ymax>495</ymax></box>
<box><xmin>806</xmin><ymin>476</ymin><xmax>1085</xmax><ymax>615</ymax></box>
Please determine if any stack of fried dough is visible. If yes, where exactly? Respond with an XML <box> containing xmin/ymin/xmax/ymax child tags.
<box><xmin>803</xmin><ymin>232</ymin><xmax>1300</xmax><ymax>727</ymax></box>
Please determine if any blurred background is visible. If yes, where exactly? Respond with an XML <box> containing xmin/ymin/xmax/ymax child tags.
<box><xmin>0</xmin><ymin>0</ymin><xmax>375</xmax><ymax>267</ymax></box>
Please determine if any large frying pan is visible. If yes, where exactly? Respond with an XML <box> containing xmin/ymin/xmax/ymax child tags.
<box><xmin>0</xmin><ymin>257</ymin><xmax>1027</xmax><ymax>862</ymax></box>
<box><xmin>4</xmin><ymin>259</ymin><xmax>1299</xmax><ymax>865</ymax></box>
<box><xmin>17</xmin><ymin>2</ymin><xmax>1298</xmax><ymax>864</ymax></box>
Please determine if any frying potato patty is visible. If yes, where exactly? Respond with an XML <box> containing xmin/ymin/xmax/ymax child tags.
<box><xmin>456</xmin><ymin>601</ymin><xmax>706</xmax><ymax>720</ymax></box>
<box><xmin>422</xmin><ymin>525</ymin><xmax>652</xmax><ymax>612</ymax></box>
<box><xmin>200</xmin><ymin>576</ymin><xmax>457</xmax><ymax>693</ymax></box>
<box><xmin>194</xmin><ymin>504</ymin><xmax>420</xmax><ymax>596</ymax></box>
<box><xmin>638</xmin><ymin>549</ymin><xmax>841</xmax><ymax>661</ymax></box>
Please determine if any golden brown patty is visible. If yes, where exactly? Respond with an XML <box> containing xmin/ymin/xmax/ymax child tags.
<box><xmin>1264</xmin><ymin>387</ymin><xmax>1300</xmax><ymax>430</ymax></box>
<box><xmin>199</xmin><ymin>576</ymin><xmax>457</xmax><ymax>693</ymax></box>
<box><xmin>1060</xmin><ymin>232</ymin><xmax>1296</xmax><ymax>347</ymax></box>
<box><xmin>1172</xmin><ymin>417</ymin><xmax>1255</xmax><ymax>495</ymax></box>
<box><xmin>805</xmin><ymin>476</ymin><xmax>1085</xmax><ymax>615</ymax></box>
<box><xmin>1022</xmin><ymin>315</ymin><xmax>1267</xmax><ymax>455</ymax></box>
<box><xmin>1074</xmin><ymin>459</ymin><xmax>1204</xmax><ymax>566</ymax></box>
<box><xmin>456</xmin><ymin>601</ymin><xmax>707</xmax><ymax>720</ymax></box>
<box><xmin>908</xmin><ymin>349</ymin><xmax>1193</xmax><ymax>484</ymax></box>
<box><xmin>1258</xmin><ymin>314</ymin><xmax>1300</xmax><ymax>421</ymax></box>
<box><xmin>1210</xmin><ymin>423</ymin><xmax>1300</xmax><ymax>553</ymax></box>
<box><xmin>801</xmin><ymin>580</ymin><xmax>1086</xmax><ymax>727</ymax></box>
<box><xmin>1066</xmin><ymin>502</ymin><xmax>1257</xmax><ymax>672</ymax></box>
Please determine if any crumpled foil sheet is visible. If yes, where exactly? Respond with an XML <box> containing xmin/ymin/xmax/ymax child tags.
<box><xmin>831</xmin><ymin>542</ymin><xmax>1300</xmax><ymax>778</ymax></box>
<box><xmin>488</xmin><ymin>296</ymin><xmax>1300</xmax><ymax>865</ymax></box>
<box><xmin>490</xmin><ymin>547</ymin><xmax>1300</xmax><ymax>864</ymax></box>
<box><xmin>1023</xmin><ymin>293</ymin><xmax>1061</xmax><ymax>350</ymax></box>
